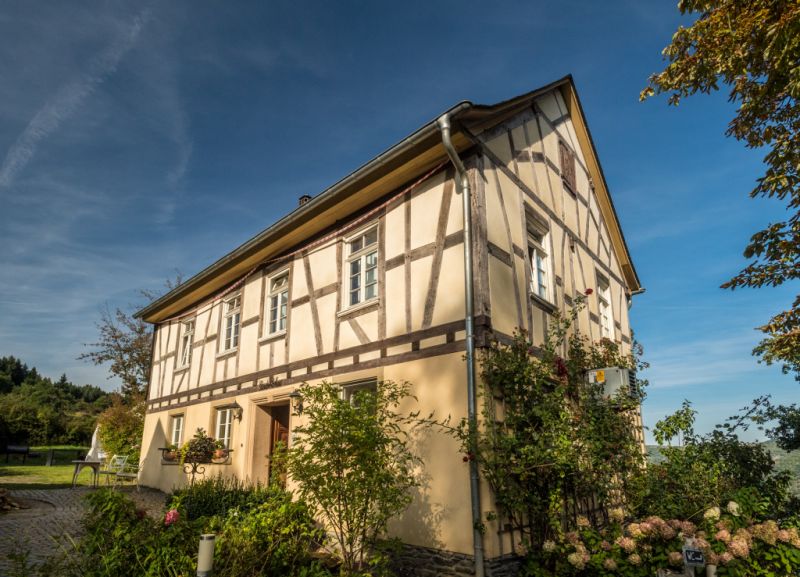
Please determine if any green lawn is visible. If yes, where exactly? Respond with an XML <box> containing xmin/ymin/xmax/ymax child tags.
<box><xmin>0</xmin><ymin>446</ymin><xmax>91</xmax><ymax>489</ymax></box>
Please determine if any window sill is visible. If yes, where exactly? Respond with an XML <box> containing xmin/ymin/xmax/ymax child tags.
<box><xmin>337</xmin><ymin>298</ymin><xmax>379</xmax><ymax>318</ymax></box>
<box><xmin>530</xmin><ymin>293</ymin><xmax>557</xmax><ymax>314</ymax></box>
<box><xmin>259</xmin><ymin>330</ymin><xmax>286</xmax><ymax>345</ymax></box>
<box><xmin>216</xmin><ymin>349</ymin><xmax>238</xmax><ymax>360</ymax></box>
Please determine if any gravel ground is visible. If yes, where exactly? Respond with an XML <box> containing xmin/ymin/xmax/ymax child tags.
<box><xmin>0</xmin><ymin>486</ymin><xmax>167</xmax><ymax>576</ymax></box>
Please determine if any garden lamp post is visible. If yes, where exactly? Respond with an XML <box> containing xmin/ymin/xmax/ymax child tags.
<box><xmin>197</xmin><ymin>534</ymin><xmax>215</xmax><ymax>577</ymax></box>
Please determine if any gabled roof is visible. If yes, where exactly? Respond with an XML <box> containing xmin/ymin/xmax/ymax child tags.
<box><xmin>136</xmin><ymin>76</ymin><xmax>640</xmax><ymax>323</ymax></box>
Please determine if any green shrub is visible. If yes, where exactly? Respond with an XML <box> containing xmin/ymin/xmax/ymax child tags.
<box><xmin>96</xmin><ymin>394</ymin><xmax>145</xmax><ymax>464</ymax></box>
<box><xmin>43</xmin><ymin>486</ymin><xmax>328</xmax><ymax>577</ymax></box>
<box><xmin>168</xmin><ymin>475</ymin><xmax>277</xmax><ymax>520</ymax></box>
<box><xmin>288</xmin><ymin>380</ymin><xmax>423</xmax><ymax>574</ymax></box>
<box><xmin>639</xmin><ymin>402</ymin><xmax>793</xmax><ymax>521</ymax></box>
<box><xmin>213</xmin><ymin>490</ymin><xmax>326</xmax><ymax>576</ymax></box>
<box><xmin>43</xmin><ymin>488</ymin><xmax>200</xmax><ymax>577</ymax></box>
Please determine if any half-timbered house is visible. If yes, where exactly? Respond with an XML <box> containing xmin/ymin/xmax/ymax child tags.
<box><xmin>135</xmin><ymin>75</ymin><xmax>641</xmax><ymax>574</ymax></box>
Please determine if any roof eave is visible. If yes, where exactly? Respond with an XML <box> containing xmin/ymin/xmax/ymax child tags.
<box><xmin>135</xmin><ymin>101</ymin><xmax>473</xmax><ymax>322</ymax></box>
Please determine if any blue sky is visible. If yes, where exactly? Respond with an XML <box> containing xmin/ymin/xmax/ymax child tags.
<box><xmin>0</xmin><ymin>1</ymin><xmax>796</xmax><ymax>441</ymax></box>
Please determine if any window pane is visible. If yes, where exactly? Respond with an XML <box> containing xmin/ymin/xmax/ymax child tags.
<box><xmin>350</xmin><ymin>289</ymin><xmax>360</xmax><ymax>306</ymax></box>
<box><xmin>350</xmin><ymin>237</ymin><xmax>362</xmax><ymax>253</ymax></box>
<box><xmin>364</xmin><ymin>228</ymin><xmax>377</xmax><ymax>246</ymax></box>
<box><xmin>271</xmin><ymin>274</ymin><xmax>287</xmax><ymax>292</ymax></box>
<box><xmin>217</xmin><ymin>409</ymin><xmax>232</xmax><ymax>448</ymax></box>
<box><xmin>365</xmin><ymin>250</ymin><xmax>377</xmax><ymax>268</ymax></box>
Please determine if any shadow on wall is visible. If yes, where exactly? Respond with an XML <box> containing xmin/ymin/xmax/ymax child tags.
<box><xmin>141</xmin><ymin>419</ymin><xmax>183</xmax><ymax>490</ymax></box>
<box><xmin>391</xmin><ymin>424</ymin><xmax>445</xmax><ymax>550</ymax></box>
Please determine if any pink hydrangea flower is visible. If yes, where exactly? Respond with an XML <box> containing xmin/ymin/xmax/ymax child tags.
<box><xmin>658</xmin><ymin>524</ymin><xmax>676</xmax><ymax>540</ymax></box>
<box><xmin>715</xmin><ymin>529</ymin><xmax>731</xmax><ymax>543</ymax></box>
<box><xmin>609</xmin><ymin>507</ymin><xmax>625</xmax><ymax>523</ymax></box>
<box><xmin>602</xmin><ymin>558</ymin><xmax>617</xmax><ymax>570</ymax></box>
<box><xmin>565</xmin><ymin>531</ymin><xmax>580</xmax><ymax>545</ymax></box>
<box><xmin>680</xmin><ymin>520</ymin><xmax>697</xmax><ymax>536</ymax></box>
<box><xmin>576</xmin><ymin>515</ymin><xmax>591</xmax><ymax>529</ymax></box>
<box><xmin>719</xmin><ymin>552</ymin><xmax>734</xmax><ymax>565</ymax></box>
<box><xmin>615</xmin><ymin>536</ymin><xmax>636</xmax><ymax>553</ymax></box>
<box><xmin>566</xmin><ymin>552</ymin><xmax>585</xmax><ymax>569</ymax></box>
<box><xmin>728</xmin><ymin>537</ymin><xmax>750</xmax><ymax>559</ymax></box>
<box><xmin>164</xmin><ymin>509</ymin><xmax>180</xmax><ymax>526</ymax></box>
<box><xmin>626</xmin><ymin>523</ymin><xmax>643</xmax><ymax>538</ymax></box>
<box><xmin>668</xmin><ymin>551</ymin><xmax>684</xmax><ymax>567</ymax></box>
<box><xmin>627</xmin><ymin>553</ymin><xmax>642</xmax><ymax>566</ymax></box>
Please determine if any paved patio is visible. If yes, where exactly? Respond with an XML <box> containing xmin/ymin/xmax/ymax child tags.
<box><xmin>0</xmin><ymin>487</ymin><xmax>166</xmax><ymax>575</ymax></box>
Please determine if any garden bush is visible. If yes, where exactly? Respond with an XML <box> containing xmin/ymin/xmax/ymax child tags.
<box><xmin>44</xmin><ymin>488</ymin><xmax>200</xmax><ymax>577</ymax></box>
<box><xmin>288</xmin><ymin>379</ymin><xmax>424</xmax><ymax>575</ymax></box>
<box><xmin>213</xmin><ymin>489</ymin><xmax>326</xmax><ymax>576</ymax></box>
<box><xmin>96</xmin><ymin>394</ymin><xmax>145</xmax><ymax>464</ymax></box>
<box><xmin>638</xmin><ymin>401</ymin><xmax>793</xmax><ymax>521</ymax></box>
<box><xmin>39</xmin><ymin>486</ymin><xmax>329</xmax><ymax>577</ymax></box>
<box><xmin>531</xmin><ymin>490</ymin><xmax>800</xmax><ymax>576</ymax></box>
<box><xmin>168</xmin><ymin>475</ymin><xmax>278</xmax><ymax>520</ymax></box>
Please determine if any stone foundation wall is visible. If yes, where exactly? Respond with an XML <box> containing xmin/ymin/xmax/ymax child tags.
<box><xmin>389</xmin><ymin>544</ymin><xmax>522</xmax><ymax>577</ymax></box>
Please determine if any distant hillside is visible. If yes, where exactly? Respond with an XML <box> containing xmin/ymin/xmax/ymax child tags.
<box><xmin>647</xmin><ymin>442</ymin><xmax>800</xmax><ymax>495</ymax></box>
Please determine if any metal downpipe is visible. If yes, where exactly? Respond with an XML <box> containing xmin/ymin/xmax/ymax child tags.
<box><xmin>437</xmin><ymin>113</ymin><xmax>485</xmax><ymax>577</ymax></box>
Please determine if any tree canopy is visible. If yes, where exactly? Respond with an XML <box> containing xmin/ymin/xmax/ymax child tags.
<box><xmin>642</xmin><ymin>0</ymin><xmax>800</xmax><ymax>379</ymax></box>
<box><xmin>0</xmin><ymin>356</ymin><xmax>112</xmax><ymax>445</ymax></box>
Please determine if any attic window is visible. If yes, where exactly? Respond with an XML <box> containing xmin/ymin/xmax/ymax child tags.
<box><xmin>559</xmin><ymin>141</ymin><xmax>577</xmax><ymax>195</ymax></box>
<box><xmin>222</xmin><ymin>294</ymin><xmax>241</xmax><ymax>351</ymax></box>
<box><xmin>268</xmin><ymin>271</ymin><xmax>289</xmax><ymax>335</ymax></box>
<box><xmin>345</xmin><ymin>226</ymin><xmax>379</xmax><ymax>308</ymax></box>
<box><xmin>527</xmin><ymin>214</ymin><xmax>553</xmax><ymax>304</ymax></box>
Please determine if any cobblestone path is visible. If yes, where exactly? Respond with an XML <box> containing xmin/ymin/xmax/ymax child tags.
<box><xmin>0</xmin><ymin>487</ymin><xmax>166</xmax><ymax>576</ymax></box>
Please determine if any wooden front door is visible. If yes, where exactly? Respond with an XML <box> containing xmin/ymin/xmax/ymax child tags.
<box><xmin>268</xmin><ymin>404</ymin><xmax>290</xmax><ymax>485</ymax></box>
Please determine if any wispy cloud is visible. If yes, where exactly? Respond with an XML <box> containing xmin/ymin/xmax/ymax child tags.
<box><xmin>643</xmin><ymin>333</ymin><xmax>765</xmax><ymax>389</ymax></box>
<box><xmin>0</xmin><ymin>8</ymin><xmax>150</xmax><ymax>187</ymax></box>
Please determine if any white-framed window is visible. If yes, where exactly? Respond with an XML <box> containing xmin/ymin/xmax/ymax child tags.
<box><xmin>345</xmin><ymin>226</ymin><xmax>378</xmax><ymax>308</ymax></box>
<box><xmin>342</xmin><ymin>378</ymin><xmax>378</xmax><ymax>407</ymax></box>
<box><xmin>527</xmin><ymin>218</ymin><xmax>553</xmax><ymax>303</ymax></box>
<box><xmin>222</xmin><ymin>293</ymin><xmax>241</xmax><ymax>351</ymax></box>
<box><xmin>215</xmin><ymin>407</ymin><xmax>233</xmax><ymax>449</ymax></box>
<box><xmin>597</xmin><ymin>274</ymin><xmax>613</xmax><ymax>339</ymax></box>
<box><xmin>268</xmin><ymin>271</ymin><xmax>289</xmax><ymax>335</ymax></box>
<box><xmin>178</xmin><ymin>319</ymin><xmax>194</xmax><ymax>367</ymax></box>
<box><xmin>170</xmin><ymin>414</ymin><xmax>184</xmax><ymax>446</ymax></box>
